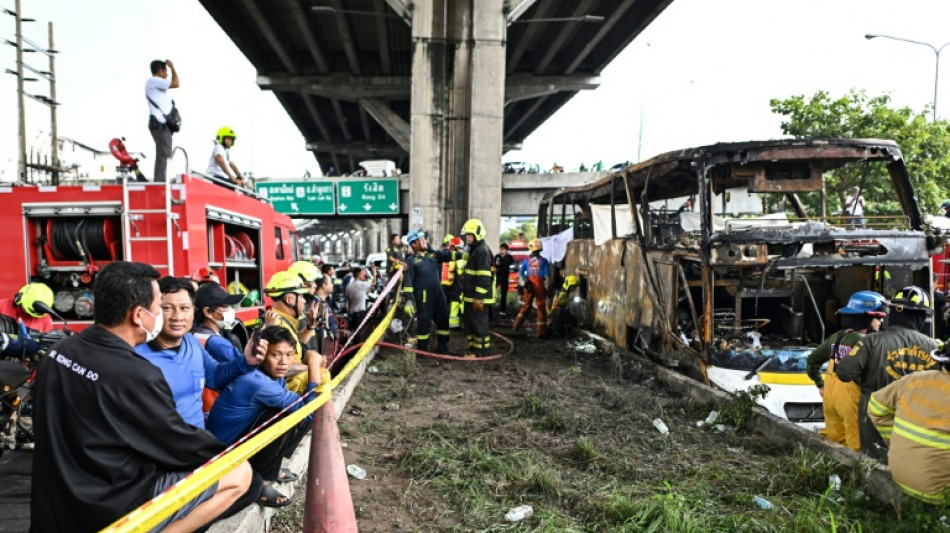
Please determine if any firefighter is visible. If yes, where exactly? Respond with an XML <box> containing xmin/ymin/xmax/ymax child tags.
<box><xmin>402</xmin><ymin>230</ymin><xmax>455</xmax><ymax>354</ymax></box>
<box><xmin>386</xmin><ymin>233</ymin><xmax>408</xmax><ymax>278</ymax></box>
<box><xmin>513</xmin><ymin>238</ymin><xmax>551</xmax><ymax>336</ymax></box>
<box><xmin>548</xmin><ymin>275</ymin><xmax>580</xmax><ymax>337</ymax></box>
<box><xmin>440</xmin><ymin>235</ymin><xmax>463</xmax><ymax>329</ymax></box>
<box><xmin>868</xmin><ymin>344</ymin><xmax>950</xmax><ymax>504</ymax></box>
<box><xmin>264</xmin><ymin>271</ymin><xmax>321</xmax><ymax>394</ymax></box>
<box><xmin>805</xmin><ymin>291</ymin><xmax>887</xmax><ymax>452</ymax></box>
<box><xmin>835</xmin><ymin>286</ymin><xmax>940</xmax><ymax>461</ymax></box>
<box><xmin>459</xmin><ymin>219</ymin><xmax>494</xmax><ymax>357</ymax></box>
<box><xmin>0</xmin><ymin>282</ymin><xmax>55</xmax><ymax>333</ymax></box>
<box><xmin>287</xmin><ymin>260</ymin><xmax>324</xmax><ymax>349</ymax></box>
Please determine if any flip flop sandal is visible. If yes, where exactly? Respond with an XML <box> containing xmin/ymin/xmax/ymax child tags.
<box><xmin>258</xmin><ymin>483</ymin><xmax>293</xmax><ymax>508</ymax></box>
<box><xmin>277</xmin><ymin>467</ymin><xmax>299</xmax><ymax>483</ymax></box>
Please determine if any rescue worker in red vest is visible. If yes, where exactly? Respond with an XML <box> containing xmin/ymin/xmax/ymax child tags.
<box><xmin>440</xmin><ymin>235</ymin><xmax>464</xmax><ymax>329</ymax></box>
<box><xmin>513</xmin><ymin>238</ymin><xmax>551</xmax><ymax>336</ymax></box>
<box><xmin>868</xmin><ymin>343</ymin><xmax>950</xmax><ymax>504</ymax></box>
<box><xmin>548</xmin><ymin>275</ymin><xmax>580</xmax><ymax>337</ymax></box>
<box><xmin>805</xmin><ymin>291</ymin><xmax>887</xmax><ymax>452</ymax></box>
<box><xmin>459</xmin><ymin>219</ymin><xmax>495</xmax><ymax>357</ymax></box>
<box><xmin>402</xmin><ymin>229</ymin><xmax>457</xmax><ymax>354</ymax></box>
<box><xmin>836</xmin><ymin>286</ymin><xmax>940</xmax><ymax>461</ymax></box>
<box><xmin>0</xmin><ymin>282</ymin><xmax>53</xmax><ymax>356</ymax></box>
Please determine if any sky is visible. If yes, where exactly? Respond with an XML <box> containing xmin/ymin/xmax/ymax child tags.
<box><xmin>2</xmin><ymin>0</ymin><xmax>950</xmax><ymax>181</ymax></box>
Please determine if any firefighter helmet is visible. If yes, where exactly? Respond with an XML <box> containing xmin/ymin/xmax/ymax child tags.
<box><xmin>216</xmin><ymin>126</ymin><xmax>237</xmax><ymax>144</ymax></box>
<box><xmin>288</xmin><ymin>260</ymin><xmax>322</xmax><ymax>284</ymax></box>
<box><xmin>443</xmin><ymin>233</ymin><xmax>455</xmax><ymax>245</ymax></box>
<box><xmin>889</xmin><ymin>286</ymin><xmax>932</xmax><ymax>315</ymax></box>
<box><xmin>450</xmin><ymin>236</ymin><xmax>463</xmax><ymax>248</ymax></box>
<box><xmin>406</xmin><ymin>229</ymin><xmax>425</xmax><ymax>245</ymax></box>
<box><xmin>460</xmin><ymin>219</ymin><xmax>486</xmax><ymax>242</ymax></box>
<box><xmin>838</xmin><ymin>291</ymin><xmax>887</xmax><ymax>317</ymax></box>
<box><xmin>15</xmin><ymin>282</ymin><xmax>54</xmax><ymax>318</ymax></box>
<box><xmin>264</xmin><ymin>271</ymin><xmax>308</xmax><ymax>297</ymax></box>
<box><xmin>563</xmin><ymin>275</ymin><xmax>579</xmax><ymax>291</ymax></box>
<box><xmin>227</xmin><ymin>280</ymin><xmax>248</xmax><ymax>296</ymax></box>
<box><xmin>191</xmin><ymin>267</ymin><xmax>220</xmax><ymax>284</ymax></box>
<box><xmin>528</xmin><ymin>238</ymin><xmax>543</xmax><ymax>252</ymax></box>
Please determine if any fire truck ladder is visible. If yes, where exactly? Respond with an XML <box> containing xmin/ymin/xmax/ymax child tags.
<box><xmin>121</xmin><ymin>179</ymin><xmax>176</xmax><ymax>275</ymax></box>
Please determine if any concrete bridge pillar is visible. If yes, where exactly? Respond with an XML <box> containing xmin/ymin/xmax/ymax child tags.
<box><xmin>410</xmin><ymin>0</ymin><xmax>505</xmax><ymax>247</ymax></box>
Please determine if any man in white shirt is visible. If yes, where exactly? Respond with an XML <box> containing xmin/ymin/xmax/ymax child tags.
<box><xmin>844</xmin><ymin>186</ymin><xmax>866</xmax><ymax>229</ymax></box>
<box><xmin>145</xmin><ymin>60</ymin><xmax>179</xmax><ymax>183</ymax></box>
<box><xmin>344</xmin><ymin>266</ymin><xmax>374</xmax><ymax>341</ymax></box>
<box><xmin>205</xmin><ymin>127</ymin><xmax>245</xmax><ymax>188</ymax></box>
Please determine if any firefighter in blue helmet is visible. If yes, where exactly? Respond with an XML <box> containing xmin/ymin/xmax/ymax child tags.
<box><xmin>401</xmin><ymin>229</ymin><xmax>459</xmax><ymax>354</ymax></box>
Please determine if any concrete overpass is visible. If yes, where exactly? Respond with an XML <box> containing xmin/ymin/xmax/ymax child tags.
<box><xmin>199</xmin><ymin>0</ymin><xmax>672</xmax><ymax>248</ymax></box>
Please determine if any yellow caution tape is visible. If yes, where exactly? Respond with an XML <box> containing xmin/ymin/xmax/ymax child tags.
<box><xmin>100</xmin><ymin>274</ymin><xmax>402</xmax><ymax>533</ymax></box>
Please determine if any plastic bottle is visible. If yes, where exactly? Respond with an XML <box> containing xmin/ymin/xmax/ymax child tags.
<box><xmin>753</xmin><ymin>496</ymin><xmax>773</xmax><ymax>510</ymax></box>
<box><xmin>505</xmin><ymin>505</ymin><xmax>534</xmax><ymax>522</ymax></box>
<box><xmin>828</xmin><ymin>474</ymin><xmax>841</xmax><ymax>492</ymax></box>
<box><xmin>703</xmin><ymin>411</ymin><xmax>720</xmax><ymax>425</ymax></box>
<box><xmin>346</xmin><ymin>464</ymin><xmax>367</xmax><ymax>480</ymax></box>
<box><xmin>652</xmin><ymin>418</ymin><xmax>670</xmax><ymax>435</ymax></box>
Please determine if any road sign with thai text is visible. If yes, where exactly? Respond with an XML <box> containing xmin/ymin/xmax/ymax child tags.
<box><xmin>256</xmin><ymin>181</ymin><xmax>335</xmax><ymax>215</ymax></box>
<box><xmin>336</xmin><ymin>179</ymin><xmax>400</xmax><ymax>215</ymax></box>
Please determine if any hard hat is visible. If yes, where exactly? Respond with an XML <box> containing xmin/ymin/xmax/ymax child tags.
<box><xmin>191</xmin><ymin>267</ymin><xmax>220</xmax><ymax>284</ymax></box>
<box><xmin>216</xmin><ymin>126</ymin><xmax>237</xmax><ymax>144</ymax></box>
<box><xmin>288</xmin><ymin>260</ymin><xmax>322</xmax><ymax>284</ymax></box>
<box><xmin>838</xmin><ymin>291</ymin><xmax>887</xmax><ymax>317</ymax></box>
<box><xmin>264</xmin><ymin>271</ymin><xmax>308</xmax><ymax>297</ymax></box>
<box><xmin>406</xmin><ymin>229</ymin><xmax>426</xmax><ymax>245</ymax></box>
<box><xmin>460</xmin><ymin>219</ymin><xmax>486</xmax><ymax>242</ymax></box>
<box><xmin>15</xmin><ymin>282</ymin><xmax>54</xmax><ymax>318</ymax></box>
<box><xmin>443</xmin><ymin>234</ymin><xmax>455</xmax><ymax>245</ymax></box>
<box><xmin>528</xmin><ymin>238</ymin><xmax>543</xmax><ymax>252</ymax></box>
<box><xmin>227</xmin><ymin>280</ymin><xmax>248</xmax><ymax>296</ymax></box>
<box><xmin>889</xmin><ymin>286</ymin><xmax>932</xmax><ymax>315</ymax></box>
<box><xmin>563</xmin><ymin>275</ymin><xmax>579</xmax><ymax>291</ymax></box>
<box><xmin>450</xmin><ymin>236</ymin><xmax>462</xmax><ymax>248</ymax></box>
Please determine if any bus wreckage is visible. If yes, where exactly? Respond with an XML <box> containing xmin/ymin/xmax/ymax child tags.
<box><xmin>538</xmin><ymin>139</ymin><xmax>945</xmax><ymax>432</ymax></box>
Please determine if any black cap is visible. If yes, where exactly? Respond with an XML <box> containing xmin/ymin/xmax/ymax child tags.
<box><xmin>195</xmin><ymin>283</ymin><xmax>244</xmax><ymax>312</ymax></box>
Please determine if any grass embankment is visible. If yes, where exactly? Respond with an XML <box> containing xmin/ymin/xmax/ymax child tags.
<box><xmin>275</xmin><ymin>344</ymin><xmax>947</xmax><ymax>533</ymax></box>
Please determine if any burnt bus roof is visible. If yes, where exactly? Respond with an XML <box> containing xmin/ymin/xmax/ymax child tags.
<box><xmin>541</xmin><ymin>138</ymin><xmax>920</xmax><ymax>229</ymax></box>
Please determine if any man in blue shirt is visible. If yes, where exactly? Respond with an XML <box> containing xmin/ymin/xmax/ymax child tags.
<box><xmin>208</xmin><ymin>326</ymin><xmax>325</xmax><ymax>507</ymax></box>
<box><xmin>193</xmin><ymin>282</ymin><xmax>248</xmax><ymax>363</ymax></box>
<box><xmin>136</xmin><ymin>276</ymin><xmax>264</xmax><ymax>428</ymax></box>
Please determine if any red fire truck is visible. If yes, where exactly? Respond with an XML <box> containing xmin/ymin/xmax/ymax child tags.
<box><xmin>0</xmin><ymin>174</ymin><xmax>299</xmax><ymax>344</ymax></box>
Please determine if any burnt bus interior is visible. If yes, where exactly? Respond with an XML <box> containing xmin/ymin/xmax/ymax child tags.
<box><xmin>539</xmin><ymin>140</ymin><xmax>938</xmax><ymax>375</ymax></box>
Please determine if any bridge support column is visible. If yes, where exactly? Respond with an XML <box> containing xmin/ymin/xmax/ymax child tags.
<box><xmin>409</xmin><ymin>0</ymin><xmax>505</xmax><ymax>247</ymax></box>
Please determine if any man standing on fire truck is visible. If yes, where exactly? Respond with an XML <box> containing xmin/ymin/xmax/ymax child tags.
<box><xmin>145</xmin><ymin>59</ymin><xmax>179</xmax><ymax>183</ymax></box>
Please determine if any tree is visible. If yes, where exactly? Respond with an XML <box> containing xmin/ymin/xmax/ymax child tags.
<box><xmin>499</xmin><ymin>220</ymin><xmax>538</xmax><ymax>244</ymax></box>
<box><xmin>769</xmin><ymin>90</ymin><xmax>950</xmax><ymax>215</ymax></box>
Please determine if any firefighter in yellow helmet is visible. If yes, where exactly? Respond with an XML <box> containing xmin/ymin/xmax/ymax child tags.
<box><xmin>264</xmin><ymin>271</ymin><xmax>323</xmax><ymax>393</ymax></box>
<box><xmin>1</xmin><ymin>282</ymin><xmax>55</xmax><ymax>333</ymax></box>
<box><xmin>548</xmin><ymin>275</ymin><xmax>580</xmax><ymax>337</ymax></box>
<box><xmin>836</xmin><ymin>286</ymin><xmax>940</xmax><ymax>461</ymax></box>
<box><xmin>459</xmin><ymin>219</ymin><xmax>494</xmax><ymax>357</ymax></box>
<box><xmin>205</xmin><ymin>126</ymin><xmax>246</xmax><ymax>187</ymax></box>
<box><xmin>514</xmin><ymin>238</ymin><xmax>551</xmax><ymax>336</ymax></box>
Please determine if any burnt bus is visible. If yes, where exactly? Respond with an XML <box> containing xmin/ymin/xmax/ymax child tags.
<box><xmin>538</xmin><ymin>139</ymin><xmax>942</xmax><ymax>431</ymax></box>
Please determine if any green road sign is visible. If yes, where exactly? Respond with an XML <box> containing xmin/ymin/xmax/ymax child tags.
<box><xmin>336</xmin><ymin>179</ymin><xmax>400</xmax><ymax>215</ymax></box>
<box><xmin>256</xmin><ymin>181</ymin><xmax>335</xmax><ymax>215</ymax></box>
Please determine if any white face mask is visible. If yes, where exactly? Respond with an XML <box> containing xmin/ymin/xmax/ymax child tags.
<box><xmin>214</xmin><ymin>308</ymin><xmax>237</xmax><ymax>330</ymax></box>
<box><xmin>141</xmin><ymin>307</ymin><xmax>163</xmax><ymax>343</ymax></box>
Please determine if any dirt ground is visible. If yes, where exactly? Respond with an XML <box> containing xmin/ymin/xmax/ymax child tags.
<box><xmin>271</xmin><ymin>319</ymin><xmax>940</xmax><ymax>533</ymax></box>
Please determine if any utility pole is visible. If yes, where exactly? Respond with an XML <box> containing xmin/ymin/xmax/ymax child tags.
<box><xmin>15</xmin><ymin>0</ymin><xmax>26</xmax><ymax>181</ymax></box>
<box><xmin>48</xmin><ymin>22</ymin><xmax>57</xmax><ymax>184</ymax></box>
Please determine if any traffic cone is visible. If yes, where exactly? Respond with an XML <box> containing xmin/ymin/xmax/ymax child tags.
<box><xmin>303</xmin><ymin>402</ymin><xmax>358</xmax><ymax>533</ymax></box>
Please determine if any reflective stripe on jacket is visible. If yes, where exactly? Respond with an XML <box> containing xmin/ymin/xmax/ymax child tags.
<box><xmin>461</xmin><ymin>239</ymin><xmax>494</xmax><ymax>303</ymax></box>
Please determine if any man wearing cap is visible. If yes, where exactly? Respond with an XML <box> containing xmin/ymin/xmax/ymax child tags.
<box><xmin>194</xmin><ymin>282</ymin><xmax>248</xmax><ymax>363</ymax></box>
<box><xmin>836</xmin><ymin>286</ymin><xmax>940</xmax><ymax>461</ymax></box>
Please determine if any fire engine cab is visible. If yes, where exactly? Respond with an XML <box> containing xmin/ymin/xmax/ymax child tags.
<box><xmin>0</xmin><ymin>174</ymin><xmax>299</xmax><ymax>343</ymax></box>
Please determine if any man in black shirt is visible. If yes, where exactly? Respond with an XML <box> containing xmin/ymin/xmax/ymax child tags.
<box><xmin>493</xmin><ymin>243</ymin><xmax>515</xmax><ymax>317</ymax></box>
<box><xmin>31</xmin><ymin>261</ymin><xmax>254</xmax><ymax>533</ymax></box>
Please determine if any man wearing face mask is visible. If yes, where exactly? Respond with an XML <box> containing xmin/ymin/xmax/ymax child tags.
<box><xmin>31</xmin><ymin>262</ymin><xmax>256</xmax><ymax>533</ymax></box>
<box><xmin>194</xmin><ymin>282</ymin><xmax>248</xmax><ymax>363</ymax></box>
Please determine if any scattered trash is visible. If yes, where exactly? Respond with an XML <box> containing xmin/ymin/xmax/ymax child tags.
<box><xmin>727</xmin><ymin>447</ymin><xmax>743</xmax><ymax>454</ymax></box>
<box><xmin>713</xmin><ymin>424</ymin><xmax>727</xmax><ymax>433</ymax></box>
<box><xmin>349</xmin><ymin>406</ymin><xmax>364</xmax><ymax>417</ymax></box>
<box><xmin>385</xmin><ymin>402</ymin><xmax>400</xmax><ymax>411</ymax></box>
<box><xmin>752</xmin><ymin>496</ymin><xmax>773</xmax><ymax>510</ymax></box>
<box><xmin>696</xmin><ymin>410</ymin><xmax>720</xmax><ymax>427</ymax></box>
<box><xmin>368</xmin><ymin>365</ymin><xmax>380</xmax><ymax>374</ymax></box>
<box><xmin>652</xmin><ymin>418</ymin><xmax>670</xmax><ymax>435</ymax></box>
<box><xmin>505</xmin><ymin>505</ymin><xmax>534</xmax><ymax>522</ymax></box>
<box><xmin>404</xmin><ymin>342</ymin><xmax>414</xmax><ymax>349</ymax></box>
<box><xmin>346</xmin><ymin>464</ymin><xmax>367</xmax><ymax>480</ymax></box>
<box><xmin>389</xmin><ymin>318</ymin><xmax>404</xmax><ymax>333</ymax></box>
<box><xmin>571</xmin><ymin>341</ymin><xmax>597</xmax><ymax>354</ymax></box>
<box><xmin>828</xmin><ymin>474</ymin><xmax>841</xmax><ymax>492</ymax></box>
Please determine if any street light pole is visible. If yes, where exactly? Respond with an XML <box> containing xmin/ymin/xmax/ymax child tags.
<box><xmin>866</xmin><ymin>33</ymin><xmax>950</xmax><ymax>121</ymax></box>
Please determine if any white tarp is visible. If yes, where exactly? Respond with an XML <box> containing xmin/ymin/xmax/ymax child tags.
<box><xmin>591</xmin><ymin>204</ymin><xmax>636</xmax><ymax>245</ymax></box>
<box><xmin>540</xmin><ymin>227</ymin><xmax>574</xmax><ymax>263</ymax></box>
<box><xmin>680</xmin><ymin>212</ymin><xmax>725</xmax><ymax>232</ymax></box>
